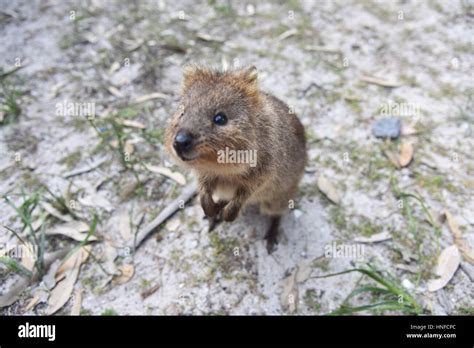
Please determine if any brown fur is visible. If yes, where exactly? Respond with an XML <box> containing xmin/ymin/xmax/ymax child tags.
<box><xmin>165</xmin><ymin>65</ymin><xmax>306</xmax><ymax>249</ymax></box>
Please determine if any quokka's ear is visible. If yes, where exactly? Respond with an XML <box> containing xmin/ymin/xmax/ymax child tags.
<box><xmin>239</xmin><ymin>65</ymin><xmax>258</xmax><ymax>85</ymax></box>
<box><xmin>182</xmin><ymin>64</ymin><xmax>207</xmax><ymax>91</ymax></box>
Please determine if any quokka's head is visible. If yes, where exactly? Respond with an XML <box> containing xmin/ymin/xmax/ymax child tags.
<box><xmin>165</xmin><ymin>65</ymin><xmax>261</xmax><ymax>171</ymax></box>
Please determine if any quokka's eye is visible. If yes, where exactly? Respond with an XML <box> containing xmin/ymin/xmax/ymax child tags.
<box><xmin>213</xmin><ymin>112</ymin><xmax>228</xmax><ymax>126</ymax></box>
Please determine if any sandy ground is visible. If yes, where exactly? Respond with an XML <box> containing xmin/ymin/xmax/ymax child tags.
<box><xmin>0</xmin><ymin>0</ymin><xmax>473</xmax><ymax>315</ymax></box>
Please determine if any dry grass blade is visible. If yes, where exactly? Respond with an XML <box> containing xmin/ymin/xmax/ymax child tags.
<box><xmin>121</xmin><ymin>119</ymin><xmax>146</xmax><ymax>129</ymax></box>
<box><xmin>131</xmin><ymin>92</ymin><xmax>169</xmax><ymax>104</ymax></box>
<box><xmin>354</xmin><ymin>231</ymin><xmax>392</xmax><ymax>243</ymax></box>
<box><xmin>360</xmin><ymin>75</ymin><xmax>402</xmax><ymax>88</ymax></box>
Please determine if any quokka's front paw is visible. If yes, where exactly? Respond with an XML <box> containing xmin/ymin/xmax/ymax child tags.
<box><xmin>200</xmin><ymin>193</ymin><xmax>220</xmax><ymax>217</ymax></box>
<box><xmin>222</xmin><ymin>201</ymin><xmax>241</xmax><ymax>222</ymax></box>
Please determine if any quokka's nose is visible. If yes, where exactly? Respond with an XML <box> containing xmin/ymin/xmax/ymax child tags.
<box><xmin>173</xmin><ymin>130</ymin><xmax>194</xmax><ymax>154</ymax></box>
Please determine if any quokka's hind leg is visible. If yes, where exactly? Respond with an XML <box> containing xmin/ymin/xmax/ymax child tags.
<box><xmin>261</xmin><ymin>199</ymin><xmax>288</xmax><ymax>254</ymax></box>
<box><xmin>264</xmin><ymin>215</ymin><xmax>281</xmax><ymax>254</ymax></box>
<box><xmin>207</xmin><ymin>200</ymin><xmax>228</xmax><ymax>232</ymax></box>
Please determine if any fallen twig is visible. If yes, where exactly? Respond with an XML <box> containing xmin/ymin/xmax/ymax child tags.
<box><xmin>62</xmin><ymin>156</ymin><xmax>108</xmax><ymax>178</ymax></box>
<box><xmin>133</xmin><ymin>183</ymin><xmax>197</xmax><ymax>249</ymax></box>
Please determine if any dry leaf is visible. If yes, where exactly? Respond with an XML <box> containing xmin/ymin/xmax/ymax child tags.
<box><xmin>445</xmin><ymin>211</ymin><xmax>462</xmax><ymax>239</ymax></box>
<box><xmin>56</xmin><ymin>246</ymin><xmax>90</xmax><ymax>281</ymax></box>
<box><xmin>119</xmin><ymin>179</ymin><xmax>139</xmax><ymax>201</ymax></box>
<box><xmin>31</xmin><ymin>218</ymin><xmax>45</xmax><ymax>232</ymax></box>
<box><xmin>295</xmin><ymin>260</ymin><xmax>313</xmax><ymax>283</ymax></box>
<box><xmin>427</xmin><ymin>245</ymin><xmax>461</xmax><ymax>292</ymax></box>
<box><xmin>118</xmin><ymin>210</ymin><xmax>133</xmax><ymax>241</ymax></box>
<box><xmin>401</xmin><ymin>123</ymin><xmax>417</xmax><ymax>136</ymax></box>
<box><xmin>107</xmin><ymin>85</ymin><xmax>123</xmax><ymax>97</ymax></box>
<box><xmin>109</xmin><ymin>61</ymin><xmax>120</xmax><ymax>74</ymax></box>
<box><xmin>23</xmin><ymin>294</ymin><xmax>40</xmax><ymax>313</ymax></box>
<box><xmin>47</xmin><ymin>221</ymin><xmax>97</xmax><ymax>242</ymax></box>
<box><xmin>145</xmin><ymin>164</ymin><xmax>186</xmax><ymax>185</ymax></box>
<box><xmin>399</xmin><ymin>142</ymin><xmax>414</xmax><ymax>167</ymax></box>
<box><xmin>46</xmin><ymin>247</ymin><xmax>89</xmax><ymax>315</ymax></box>
<box><xmin>41</xmin><ymin>202</ymin><xmax>73</xmax><ymax>222</ymax></box>
<box><xmin>445</xmin><ymin>210</ymin><xmax>474</xmax><ymax>264</ymax></box>
<box><xmin>317</xmin><ymin>176</ymin><xmax>341</xmax><ymax>204</ymax></box>
<box><xmin>79</xmin><ymin>193</ymin><xmax>114</xmax><ymax>212</ymax></box>
<box><xmin>121</xmin><ymin>119</ymin><xmax>146</xmax><ymax>129</ymax></box>
<box><xmin>20</xmin><ymin>243</ymin><xmax>36</xmax><ymax>272</ymax></box>
<box><xmin>196</xmin><ymin>33</ymin><xmax>224</xmax><ymax>42</ymax></box>
<box><xmin>0</xmin><ymin>250</ymin><xmax>70</xmax><ymax>308</ymax></box>
<box><xmin>383</xmin><ymin>149</ymin><xmax>401</xmax><ymax>168</ymax></box>
<box><xmin>141</xmin><ymin>283</ymin><xmax>160</xmax><ymax>299</ymax></box>
<box><xmin>280</xmin><ymin>269</ymin><xmax>298</xmax><ymax>313</ymax></box>
<box><xmin>0</xmin><ymin>278</ymin><xmax>30</xmax><ymax>308</ymax></box>
<box><xmin>354</xmin><ymin>231</ymin><xmax>392</xmax><ymax>243</ymax></box>
<box><xmin>113</xmin><ymin>264</ymin><xmax>135</xmax><ymax>285</ymax></box>
<box><xmin>70</xmin><ymin>288</ymin><xmax>83</xmax><ymax>315</ymax></box>
<box><xmin>165</xmin><ymin>217</ymin><xmax>180</xmax><ymax>232</ymax></box>
<box><xmin>101</xmin><ymin>243</ymin><xmax>120</xmax><ymax>279</ymax></box>
<box><xmin>124</xmin><ymin>140</ymin><xmax>134</xmax><ymax>155</ymax></box>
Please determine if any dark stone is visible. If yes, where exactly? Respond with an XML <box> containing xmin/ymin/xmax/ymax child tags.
<box><xmin>372</xmin><ymin>117</ymin><xmax>401</xmax><ymax>139</ymax></box>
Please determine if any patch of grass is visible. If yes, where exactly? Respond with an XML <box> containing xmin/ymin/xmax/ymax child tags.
<box><xmin>455</xmin><ymin>306</ymin><xmax>474</xmax><ymax>315</ymax></box>
<box><xmin>313</xmin><ymin>264</ymin><xmax>423</xmax><ymax>315</ymax></box>
<box><xmin>101</xmin><ymin>308</ymin><xmax>118</xmax><ymax>316</ymax></box>
<box><xmin>359</xmin><ymin>220</ymin><xmax>383</xmax><ymax>237</ymax></box>
<box><xmin>390</xmin><ymin>176</ymin><xmax>442</xmax><ymax>284</ymax></box>
<box><xmin>80</xmin><ymin>308</ymin><xmax>92</xmax><ymax>315</ymax></box>
<box><xmin>142</xmin><ymin>128</ymin><xmax>164</xmax><ymax>144</ymax></box>
<box><xmin>0</xmin><ymin>68</ymin><xmax>23</xmax><ymax>125</ymax></box>
<box><xmin>415</xmin><ymin>173</ymin><xmax>458</xmax><ymax>195</ymax></box>
<box><xmin>328</xmin><ymin>206</ymin><xmax>383</xmax><ymax>238</ymax></box>
<box><xmin>115</xmin><ymin>106</ymin><xmax>141</xmax><ymax>119</ymax></box>
<box><xmin>3</xmin><ymin>191</ymin><xmax>47</xmax><ymax>277</ymax></box>
<box><xmin>345</xmin><ymin>99</ymin><xmax>363</xmax><ymax>115</ymax></box>
<box><xmin>209</xmin><ymin>233</ymin><xmax>240</xmax><ymax>276</ymax></box>
<box><xmin>208</xmin><ymin>0</ymin><xmax>235</xmax><ymax>17</ymax></box>
<box><xmin>312</xmin><ymin>257</ymin><xmax>331</xmax><ymax>272</ymax></box>
<box><xmin>303</xmin><ymin>289</ymin><xmax>322</xmax><ymax>313</ymax></box>
<box><xmin>59</xmin><ymin>150</ymin><xmax>82</xmax><ymax>170</ymax></box>
<box><xmin>0</xmin><ymin>256</ymin><xmax>32</xmax><ymax>277</ymax></box>
<box><xmin>329</xmin><ymin>206</ymin><xmax>347</xmax><ymax>231</ymax></box>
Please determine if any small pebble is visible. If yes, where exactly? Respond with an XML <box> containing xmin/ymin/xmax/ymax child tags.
<box><xmin>402</xmin><ymin>279</ymin><xmax>414</xmax><ymax>289</ymax></box>
<box><xmin>372</xmin><ymin>117</ymin><xmax>401</xmax><ymax>139</ymax></box>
